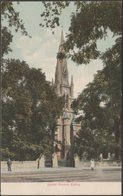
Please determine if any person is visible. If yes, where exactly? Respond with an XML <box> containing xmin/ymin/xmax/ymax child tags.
<box><xmin>108</xmin><ymin>152</ymin><xmax>111</xmax><ymax>160</ymax></box>
<box><xmin>37</xmin><ymin>158</ymin><xmax>40</xmax><ymax>169</ymax></box>
<box><xmin>100</xmin><ymin>153</ymin><xmax>103</xmax><ymax>162</ymax></box>
<box><xmin>7</xmin><ymin>158</ymin><xmax>12</xmax><ymax>171</ymax></box>
<box><xmin>90</xmin><ymin>159</ymin><xmax>95</xmax><ymax>170</ymax></box>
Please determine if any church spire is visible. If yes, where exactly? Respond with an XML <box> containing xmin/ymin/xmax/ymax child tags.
<box><xmin>55</xmin><ymin>28</ymin><xmax>69</xmax><ymax>96</ymax></box>
<box><xmin>59</xmin><ymin>28</ymin><xmax>65</xmax><ymax>53</ymax></box>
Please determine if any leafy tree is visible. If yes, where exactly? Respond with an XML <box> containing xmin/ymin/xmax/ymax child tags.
<box><xmin>0</xmin><ymin>1</ymin><xmax>31</xmax><ymax>159</ymax></box>
<box><xmin>2</xmin><ymin>59</ymin><xmax>64</xmax><ymax>160</ymax></box>
<box><xmin>1</xmin><ymin>2</ymin><xmax>65</xmax><ymax>161</ymax></box>
<box><xmin>1</xmin><ymin>1</ymin><xmax>30</xmax><ymax>56</ymax></box>
<box><xmin>72</xmin><ymin>53</ymin><xmax>121</xmax><ymax>160</ymax></box>
<box><xmin>40</xmin><ymin>1</ymin><xmax>122</xmax><ymax>63</ymax></box>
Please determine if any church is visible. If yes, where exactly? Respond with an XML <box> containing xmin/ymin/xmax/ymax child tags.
<box><xmin>53</xmin><ymin>30</ymin><xmax>81</xmax><ymax>165</ymax></box>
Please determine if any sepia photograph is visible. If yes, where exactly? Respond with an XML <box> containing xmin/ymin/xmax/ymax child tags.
<box><xmin>1</xmin><ymin>0</ymin><xmax>122</xmax><ymax>195</ymax></box>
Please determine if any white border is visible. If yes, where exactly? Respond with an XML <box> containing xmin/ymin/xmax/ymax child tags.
<box><xmin>1</xmin><ymin>182</ymin><xmax>121</xmax><ymax>195</ymax></box>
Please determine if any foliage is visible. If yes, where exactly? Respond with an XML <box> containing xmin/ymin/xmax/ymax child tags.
<box><xmin>40</xmin><ymin>1</ymin><xmax>70</xmax><ymax>29</ymax></box>
<box><xmin>57</xmin><ymin>52</ymin><xmax>66</xmax><ymax>59</ymax></box>
<box><xmin>2</xmin><ymin>59</ymin><xmax>63</xmax><ymax>160</ymax></box>
<box><xmin>1</xmin><ymin>1</ymin><xmax>30</xmax><ymax>56</ymax></box>
<box><xmin>72</xmin><ymin>50</ymin><xmax>121</xmax><ymax>159</ymax></box>
<box><xmin>40</xmin><ymin>1</ymin><xmax>122</xmax><ymax>64</ymax></box>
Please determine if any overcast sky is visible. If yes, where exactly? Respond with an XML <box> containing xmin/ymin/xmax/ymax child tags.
<box><xmin>4</xmin><ymin>1</ymin><xmax>116</xmax><ymax>98</ymax></box>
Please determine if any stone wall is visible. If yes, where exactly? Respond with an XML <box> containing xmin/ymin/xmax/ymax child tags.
<box><xmin>1</xmin><ymin>161</ymin><xmax>37</xmax><ymax>169</ymax></box>
<box><xmin>1</xmin><ymin>160</ymin><xmax>121</xmax><ymax>170</ymax></box>
<box><xmin>80</xmin><ymin>160</ymin><xmax>121</xmax><ymax>167</ymax></box>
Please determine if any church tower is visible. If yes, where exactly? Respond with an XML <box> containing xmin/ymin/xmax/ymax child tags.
<box><xmin>54</xmin><ymin>30</ymin><xmax>74</xmax><ymax>162</ymax></box>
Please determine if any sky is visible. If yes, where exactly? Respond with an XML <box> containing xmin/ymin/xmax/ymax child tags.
<box><xmin>4</xmin><ymin>1</ymin><xmax>117</xmax><ymax>98</ymax></box>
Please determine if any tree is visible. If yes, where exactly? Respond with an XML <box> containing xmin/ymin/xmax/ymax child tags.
<box><xmin>2</xmin><ymin>59</ymin><xmax>64</xmax><ymax>160</ymax></box>
<box><xmin>1</xmin><ymin>2</ymin><xmax>65</xmax><ymax>160</ymax></box>
<box><xmin>1</xmin><ymin>1</ymin><xmax>30</xmax><ymax>56</ymax></box>
<box><xmin>1</xmin><ymin>2</ymin><xmax>30</xmax><ymax>149</ymax></box>
<box><xmin>72</xmin><ymin>53</ymin><xmax>121</xmax><ymax>159</ymax></box>
<box><xmin>40</xmin><ymin>1</ymin><xmax>122</xmax><ymax>63</ymax></box>
<box><xmin>2</xmin><ymin>59</ymin><xmax>31</xmax><ymax>160</ymax></box>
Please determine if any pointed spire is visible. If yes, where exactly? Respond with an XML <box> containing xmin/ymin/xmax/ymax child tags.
<box><xmin>60</xmin><ymin>27</ymin><xmax>64</xmax><ymax>44</ymax></box>
<box><xmin>59</xmin><ymin>28</ymin><xmax>65</xmax><ymax>53</ymax></box>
